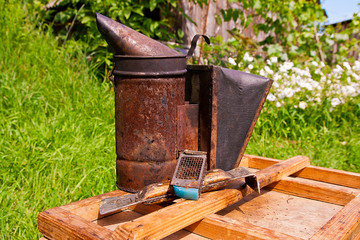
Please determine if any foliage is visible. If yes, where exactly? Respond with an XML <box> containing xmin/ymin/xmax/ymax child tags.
<box><xmin>35</xmin><ymin>0</ymin><xmax>184</xmax><ymax>78</ymax></box>
<box><xmin>204</xmin><ymin>0</ymin><xmax>360</xmax><ymax>66</ymax></box>
<box><xmin>200</xmin><ymin>0</ymin><xmax>360</xmax><ymax>127</ymax></box>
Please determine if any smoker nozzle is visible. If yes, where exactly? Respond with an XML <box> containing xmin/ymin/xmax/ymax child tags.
<box><xmin>95</xmin><ymin>13</ymin><xmax>182</xmax><ymax>57</ymax></box>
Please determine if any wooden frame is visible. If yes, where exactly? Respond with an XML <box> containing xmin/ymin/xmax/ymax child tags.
<box><xmin>38</xmin><ymin>155</ymin><xmax>360</xmax><ymax>240</ymax></box>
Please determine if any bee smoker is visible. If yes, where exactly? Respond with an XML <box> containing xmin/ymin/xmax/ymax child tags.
<box><xmin>96</xmin><ymin>13</ymin><xmax>273</xmax><ymax>193</ymax></box>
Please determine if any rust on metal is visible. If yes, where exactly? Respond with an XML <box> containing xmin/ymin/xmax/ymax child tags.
<box><xmin>96</xmin><ymin>14</ymin><xmax>210</xmax><ymax>191</ymax></box>
<box><xmin>116</xmin><ymin>159</ymin><xmax>177</xmax><ymax>193</ymax></box>
<box><xmin>96</xmin><ymin>13</ymin><xmax>181</xmax><ymax>56</ymax></box>
<box><xmin>171</xmin><ymin>151</ymin><xmax>207</xmax><ymax>189</ymax></box>
<box><xmin>114</xmin><ymin>76</ymin><xmax>185</xmax><ymax>162</ymax></box>
<box><xmin>176</xmin><ymin>103</ymin><xmax>199</xmax><ymax>153</ymax></box>
<box><xmin>96</xmin><ymin>13</ymin><xmax>270</xmax><ymax>193</ymax></box>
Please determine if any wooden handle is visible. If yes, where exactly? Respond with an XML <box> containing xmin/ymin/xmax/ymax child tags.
<box><xmin>111</xmin><ymin>155</ymin><xmax>310</xmax><ymax>240</ymax></box>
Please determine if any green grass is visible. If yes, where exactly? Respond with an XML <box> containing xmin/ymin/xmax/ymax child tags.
<box><xmin>0</xmin><ymin>1</ymin><xmax>117</xmax><ymax>239</ymax></box>
<box><xmin>0</xmin><ymin>1</ymin><xmax>359</xmax><ymax>239</ymax></box>
<box><xmin>246</xmin><ymin>102</ymin><xmax>360</xmax><ymax>172</ymax></box>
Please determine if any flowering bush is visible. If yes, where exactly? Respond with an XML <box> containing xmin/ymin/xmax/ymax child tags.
<box><xmin>225</xmin><ymin>55</ymin><xmax>360</xmax><ymax>111</ymax></box>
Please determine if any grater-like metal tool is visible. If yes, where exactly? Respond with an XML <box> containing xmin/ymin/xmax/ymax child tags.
<box><xmin>170</xmin><ymin>150</ymin><xmax>207</xmax><ymax>200</ymax></box>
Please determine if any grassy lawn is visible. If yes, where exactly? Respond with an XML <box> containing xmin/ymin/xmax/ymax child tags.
<box><xmin>0</xmin><ymin>1</ymin><xmax>359</xmax><ymax>239</ymax></box>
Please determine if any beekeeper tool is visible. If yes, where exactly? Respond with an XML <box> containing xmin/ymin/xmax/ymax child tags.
<box><xmin>170</xmin><ymin>150</ymin><xmax>207</xmax><ymax>200</ymax></box>
<box><xmin>100</xmin><ymin>166</ymin><xmax>259</xmax><ymax>215</ymax></box>
<box><xmin>97</xmin><ymin>13</ymin><xmax>273</xmax><ymax>193</ymax></box>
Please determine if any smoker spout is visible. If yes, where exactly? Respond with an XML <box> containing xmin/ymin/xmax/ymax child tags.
<box><xmin>95</xmin><ymin>13</ymin><xmax>181</xmax><ymax>56</ymax></box>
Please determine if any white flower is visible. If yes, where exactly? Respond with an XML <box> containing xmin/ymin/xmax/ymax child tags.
<box><xmin>315</xmin><ymin>68</ymin><xmax>323</xmax><ymax>75</ymax></box>
<box><xmin>353</xmin><ymin>61</ymin><xmax>360</xmax><ymax>71</ymax></box>
<box><xmin>320</xmin><ymin>62</ymin><xmax>325</xmax><ymax>67</ymax></box>
<box><xmin>311</xmin><ymin>61</ymin><xmax>319</xmax><ymax>67</ymax></box>
<box><xmin>333</xmin><ymin>65</ymin><xmax>344</xmax><ymax>75</ymax></box>
<box><xmin>243</xmin><ymin>52</ymin><xmax>254</xmax><ymax>62</ymax></box>
<box><xmin>275</xmin><ymin>102</ymin><xmax>282</xmax><ymax>107</ymax></box>
<box><xmin>248</xmin><ymin>64</ymin><xmax>254</xmax><ymax>70</ymax></box>
<box><xmin>341</xmin><ymin>85</ymin><xmax>357</xmax><ymax>97</ymax></box>
<box><xmin>343</xmin><ymin>62</ymin><xmax>351</xmax><ymax>70</ymax></box>
<box><xmin>272</xmin><ymin>81</ymin><xmax>279</xmax><ymax>88</ymax></box>
<box><xmin>264</xmin><ymin>66</ymin><xmax>274</xmax><ymax>75</ymax></box>
<box><xmin>279</xmin><ymin>61</ymin><xmax>294</xmax><ymax>73</ymax></box>
<box><xmin>352</xmin><ymin>72</ymin><xmax>360</xmax><ymax>81</ymax></box>
<box><xmin>259</xmin><ymin>69</ymin><xmax>266</xmax><ymax>76</ymax></box>
<box><xmin>299</xmin><ymin>101</ymin><xmax>307</xmax><ymax>109</ymax></box>
<box><xmin>228</xmin><ymin>57</ymin><xmax>236</xmax><ymax>66</ymax></box>
<box><xmin>270</xmin><ymin>57</ymin><xmax>278</xmax><ymax>63</ymax></box>
<box><xmin>331</xmin><ymin>98</ymin><xmax>341</xmax><ymax>107</ymax></box>
<box><xmin>273</xmin><ymin>73</ymin><xmax>281</xmax><ymax>81</ymax></box>
<box><xmin>267</xmin><ymin>93</ymin><xmax>276</xmax><ymax>101</ymax></box>
<box><xmin>283</xmin><ymin>88</ymin><xmax>294</xmax><ymax>98</ymax></box>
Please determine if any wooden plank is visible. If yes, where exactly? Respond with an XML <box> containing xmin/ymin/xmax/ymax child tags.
<box><xmin>60</xmin><ymin>190</ymin><xmax>126</xmax><ymax>221</ymax></box>
<box><xmin>93</xmin><ymin>210</ymin><xmax>208</xmax><ymax>240</ymax></box>
<box><xmin>243</xmin><ymin>154</ymin><xmax>360</xmax><ymax>189</ymax></box>
<box><xmin>111</xmin><ymin>155</ymin><xmax>310</xmax><ymax>240</ymax></box>
<box><xmin>186</xmin><ymin>214</ymin><xmax>302</xmax><ymax>240</ymax></box>
<box><xmin>310</xmin><ymin>194</ymin><xmax>360</xmax><ymax>240</ymax></box>
<box><xmin>131</xmin><ymin>203</ymin><xmax>302</xmax><ymax>239</ymax></box>
<box><xmin>267</xmin><ymin>177</ymin><xmax>360</xmax><ymax>206</ymax></box>
<box><xmin>292</xmin><ymin>166</ymin><xmax>360</xmax><ymax>189</ymax></box>
<box><xmin>256</xmin><ymin>156</ymin><xmax>310</xmax><ymax>188</ymax></box>
<box><xmin>128</xmin><ymin>197</ymin><xmax>304</xmax><ymax>239</ymax></box>
<box><xmin>242</xmin><ymin>154</ymin><xmax>279</xmax><ymax>169</ymax></box>
<box><xmin>38</xmin><ymin>207</ymin><xmax>113</xmax><ymax>240</ymax></box>
<box><xmin>218</xmin><ymin>189</ymin><xmax>343</xmax><ymax>239</ymax></box>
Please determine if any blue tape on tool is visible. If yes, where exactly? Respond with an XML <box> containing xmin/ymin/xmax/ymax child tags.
<box><xmin>173</xmin><ymin>186</ymin><xmax>200</xmax><ymax>200</ymax></box>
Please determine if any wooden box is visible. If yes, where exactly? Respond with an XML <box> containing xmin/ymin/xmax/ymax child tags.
<box><xmin>38</xmin><ymin>155</ymin><xmax>360</xmax><ymax>240</ymax></box>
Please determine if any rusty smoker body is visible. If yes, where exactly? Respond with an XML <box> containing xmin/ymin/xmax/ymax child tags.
<box><xmin>97</xmin><ymin>13</ymin><xmax>272</xmax><ymax>193</ymax></box>
<box><xmin>112</xmin><ymin>56</ymin><xmax>198</xmax><ymax>192</ymax></box>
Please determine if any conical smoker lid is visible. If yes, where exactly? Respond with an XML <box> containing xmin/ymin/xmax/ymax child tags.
<box><xmin>96</xmin><ymin>13</ymin><xmax>182</xmax><ymax>56</ymax></box>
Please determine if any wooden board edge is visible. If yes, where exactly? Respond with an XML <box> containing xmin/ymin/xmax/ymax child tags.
<box><xmin>243</xmin><ymin>154</ymin><xmax>360</xmax><ymax>189</ymax></box>
<box><xmin>310</xmin><ymin>194</ymin><xmax>360</xmax><ymax>240</ymax></box>
<box><xmin>186</xmin><ymin>213</ymin><xmax>303</xmax><ymax>240</ymax></box>
<box><xmin>266</xmin><ymin>177</ymin><xmax>360</xmax><ymax>206</ymax></box>
<box><xmin>38</xmin><ymin>207</ymin><xmax>113</xmax><ymax>240</ymax></box>
<box><xmin>59</xmin><ymin>190</ymin><xmax>128</xmax><ymax>221</ymax></box>
<box><xmin>129</xmin><ymin>205</ymin><xmax>301</xmax><ymax>239</ymax></box>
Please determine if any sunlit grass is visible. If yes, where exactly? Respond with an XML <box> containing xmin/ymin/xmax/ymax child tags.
<box><xmin>0</xmin><ymin>1</ymin><xmax>116</xmax><ymax>239</ymax></box>
<box><xmin>246</xmin><ymin>101</ymin><xmax>360</xmax><ymax>172</ymax></box>
<box><xmin>0</xmin><ymin>1</ymin><xmax>359</xmax><ymax>239</ymax></box>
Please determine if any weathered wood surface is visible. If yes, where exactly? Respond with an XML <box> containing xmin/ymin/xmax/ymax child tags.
<box><xmin>111</xmin><ymin>156</ymin><xmax>310</xmax><ymax>239</ymax></box>
<box><xmin>242</xmin><ymin>154</ymin><xmax>360</xmax><ymax>189</ymax></box>
<box><xmin>38</xmin><ymin>154</ymin><xmax>360</xmax><ymax>240</ymax></box>
<box><xmin>61</xmin><ymin>190</ymin><xmax>127</xmax><ymax>221</ymax></box>
<box><xmin>186</xmin><ymin>214</ymin><xmax>302</xmax><ymax>240</ymax></box>
<box><xmin>310</xmin><ymin>194</ymin><xmax>360</xmax><ymax>240</ymax></box>
<box><xmin>217</xmin><ymin>189</ymin><xmax>343</xmax><ymax>239</ymax></box>
<box><xmin>38</xmin><ymin>207</ymin><xmax>113</xmax><ymax>240</ymax></box>
<box><xmin>267</xmin><ymin>176</ymin><xmax>360</xmax><ymax>206</ymax></box>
